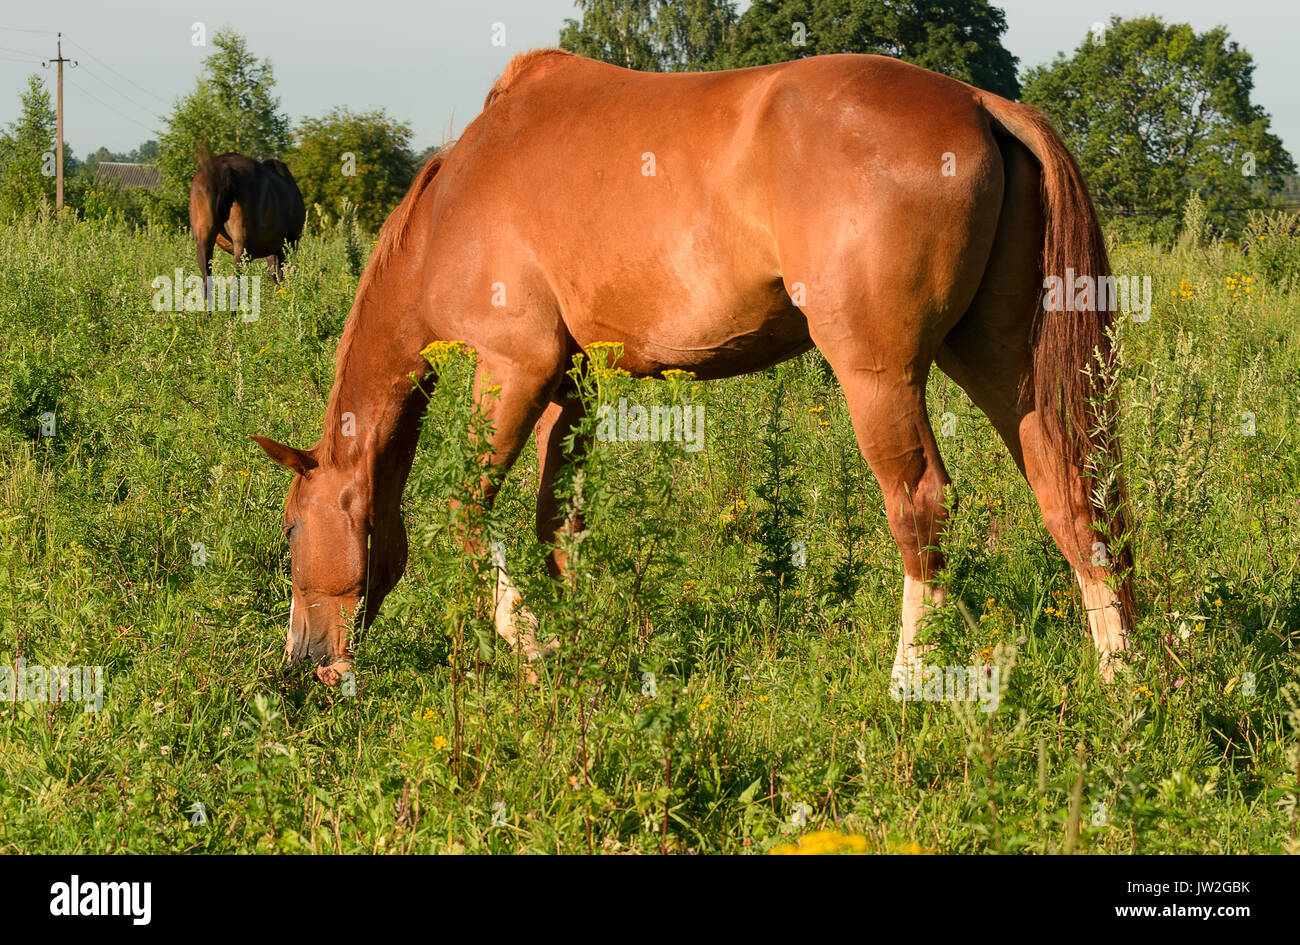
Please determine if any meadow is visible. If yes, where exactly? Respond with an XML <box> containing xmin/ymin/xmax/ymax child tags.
<box><xmin>1</xmin><ymin>203</ymin><xmax>1298</xmax><ymax>854</ymax></box>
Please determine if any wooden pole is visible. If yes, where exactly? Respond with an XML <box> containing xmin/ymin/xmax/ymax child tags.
<box><xmin>43</xmin><ymin>33</ymin><xmax>76</xmax><ymax>211</ymax></box>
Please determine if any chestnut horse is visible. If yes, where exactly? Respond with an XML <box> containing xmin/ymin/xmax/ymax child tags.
<box><xmin>254</xmin><ymin>49</ymin><xmax>1134</xmax><ymax>687</ymax></box>
<box><xmin>190</xmin><ymin>151</ymin><xmax>305</xmax><ymax>286</ymax></box>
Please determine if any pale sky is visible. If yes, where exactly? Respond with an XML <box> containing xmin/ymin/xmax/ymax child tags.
<box><xmin>0</xmin><ymin>1</ymin><xmax>1296</xmax><ymax>161</ymax></box>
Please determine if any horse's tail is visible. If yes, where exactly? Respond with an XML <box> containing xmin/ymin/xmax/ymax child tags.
<box><xmin>979</xmin><ymin>94</ymin><xmax>1135</xmax><ymax>627</ymax></box>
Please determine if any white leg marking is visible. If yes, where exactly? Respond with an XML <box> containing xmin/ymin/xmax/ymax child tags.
<box><xmin>1076</xmin><ymin>573</ymin><xmax>1127</xmax><ymax>680</ymax></box>
<box><xmin>891</xmin><ymin>576</ymin><xmax>946</xmax><ymax>692</ymax></box>
<box><xmin>492</xmin><ymin>553</ymin><xmax>560</xmax><ymax>674</ymax></box>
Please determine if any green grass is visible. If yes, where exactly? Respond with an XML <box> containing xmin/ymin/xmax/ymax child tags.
<box><xmin>1</xmin><ymin>205</ymin><xmax>1298</xmax><ymax>854</ymax></box>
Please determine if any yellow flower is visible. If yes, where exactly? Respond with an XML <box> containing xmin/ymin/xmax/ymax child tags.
<box><xmin>584</xmin><ymin>341</ymin><xmax>627</xmax><ymax>377</ymax></box>
<box><xmin>770</xmin><ymin>830</ymin><xmax>870</xmax><ymax>855</ymax></box>
<box><xmin>432</xmin><ymin>735</ymin><xmax>448</xmax><ymax>751</ymax></box>
<box><xmin>661</xmin><ymin>368</ymin><xmax>695</xmax><ymax>379</ymax></box>
<box><xmin>697</xmin><ymin>694</ymin><xmax>713</xmax><ymax>713</ymax></box>
<box><xmin>421</xmin><ymin>340</ymin><xmax>470</xmax><ymax>369</ymax></box>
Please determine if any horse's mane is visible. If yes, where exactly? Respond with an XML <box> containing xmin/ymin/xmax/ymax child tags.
<box><xmin>358</xmin><ymin>48</ymin><xmax>572</xmax><ymax>292</ymax></box>
<box><xmin>483</xmin><ymin>48</ymin><xmax>574</xmax><ymax>110</ymax></box>
<box><xmin>320</xmin><ymin>147</ymin><xmax>451</xmax><ymax>463</ymax></box>
<box><xmin>358</xmin><ymin>147</ymin><xmax>450</xmax><ymax>294</ymax></box>
<box><xmin>320</xmin><ymin>52</ymin><xmax>572</xmax><ymax>463</ymax></box>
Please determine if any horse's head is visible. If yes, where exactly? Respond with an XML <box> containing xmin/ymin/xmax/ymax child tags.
<box><xmin>252</xmin><ymin>434</ymin><xmax>407</xmax><ymax>685</ymax></box>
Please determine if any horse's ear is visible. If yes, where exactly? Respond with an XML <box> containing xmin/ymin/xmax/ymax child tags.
<box><xmin>252</xmin><ymin>435</ymin><xmax>318</xmax><ymax>478</ymax></box>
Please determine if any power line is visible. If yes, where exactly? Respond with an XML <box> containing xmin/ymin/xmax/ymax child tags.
<box><xmin>0</xmin><ymin>26</ymin><xmax>58</xmax><ymax>35</ymax></box>
<box><xmin>74</xmin><ymin>61</ymin><xmax>164</xmax><ymax>122</ymax></box>
<box><xmin>66</xmin><ymin>76</ymin><xmax>158</xmax><ymax>136</ymax></box>
<box><xmin>64</xmin><ymin>36</ymin><xmax>171</xmax><ymax>109</ymax></box>
<box><xmin>0</xmin><ymin>43</ymin><xmax>43</xmax><ymax>56</ymax></box>
<box><xmin>0</xmin><ymin>55</ymin><xmax>41</xmax><ymax>64</ymax></box>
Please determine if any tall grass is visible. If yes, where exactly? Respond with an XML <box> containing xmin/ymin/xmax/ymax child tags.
<box><xmin>0</xmin><ymin>210</ymin><xmax>1297</xmax><ymax>853</ymax></box>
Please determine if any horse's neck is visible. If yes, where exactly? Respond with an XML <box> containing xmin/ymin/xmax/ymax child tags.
<box><xmin>321</xmin><ymin>319</ymin><xmax>427</xmax><ymax>513</ymax></box>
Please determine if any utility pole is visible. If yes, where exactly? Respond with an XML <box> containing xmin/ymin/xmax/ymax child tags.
<box><xmin>42</xmin><ymin>33</ymin><xmax>76</xmax><ymax>210</ymax></box>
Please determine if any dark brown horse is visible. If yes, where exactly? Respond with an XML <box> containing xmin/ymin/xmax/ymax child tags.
<box><xmin>190</xmin><ymin>151</ymin><xmax>305</xmax><ymax>286</ymax></box>
<box><xmin>255</xmin><ymin>49</ymin><xmax>1135</xmax><ymax>687</ymax></box>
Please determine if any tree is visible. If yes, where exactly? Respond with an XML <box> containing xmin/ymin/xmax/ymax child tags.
<box><xmin>1022</xmin><ymin>16</ymin><xmax>1295</xmax><ymax>226</ymax></box>
<box><xmin>153</xmin><ymin>29</ymin><xmax>292</xmax><ymax>223</ymax></box>
<box><xmin>0</xmin><ymin>75</ymin><xmax>61</xmax><ymax>218</ymax></box>
<box><xmin>726</xmin><ymin>0</ymin><xmax>1020</xmax><ymax>97</ymax></box>
<box><xmin>288</xmin><ymin>108</ymin><xmax>417</xmax><ymax>231</ymax></box>
<box><xmin>560</xmin><ymin>0</ymin><xmax>737</xmax><ymax>71</ymax></box>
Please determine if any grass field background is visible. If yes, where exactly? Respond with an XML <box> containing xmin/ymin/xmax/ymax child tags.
<box><xmin>1</xmin><ymin>206</ymin><xmax>1298</xmax><ymax>853</ymax></box>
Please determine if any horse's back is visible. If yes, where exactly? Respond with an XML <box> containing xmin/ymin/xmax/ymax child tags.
<box><xmin>421</xmin><ymin>51</ymin><xmax>1008</xmax><ymax>377</ymax></box>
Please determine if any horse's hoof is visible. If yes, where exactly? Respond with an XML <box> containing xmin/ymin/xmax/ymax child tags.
<box><xmin>316</xmin><ymin>660</ymin><xmax>352</xmax><ymax>686</ymax></box>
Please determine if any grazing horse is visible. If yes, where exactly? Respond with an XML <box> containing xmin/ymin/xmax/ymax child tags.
<box><xmin>190</xmin><ymin>151</ymin><xmax>306</xmax><ymax>286</ymax></box>
<box><xmin>254</xmin><ymin>49</ymin><xmax>1135</xmax><ymax>687</ymax></box>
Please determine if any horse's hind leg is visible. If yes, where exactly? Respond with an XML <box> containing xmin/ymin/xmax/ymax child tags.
<box><xmin>194</xmin><ymin>226</ymin><xmax>217</xmax><ymax>300</ymax></box>
<box><xmin>936</xmin><ymin>138</ymin><xmax>1129</xmax><ymax>677</ymax></box>
<box><xmin>833</xmin><ymin>369</ymin><xmax>952</xmax><ymax>687</ymax></box>
<box><xmin>940</xmin><ymin>324</ymin><xmax>1130</xmax><ymax>676</ymax></box>
<box><xmin>534</xmin><ymin>391</ymin><xmax>588</xmax><ymax>579</ymax></box>
<box><xmin>805</xmin><ymin>305</ymin><xmax>956</xmax><ymax>686</ymax></box>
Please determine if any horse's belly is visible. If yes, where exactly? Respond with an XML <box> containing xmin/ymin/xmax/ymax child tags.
<box><xmin>569</xmin><ymin>293</ymin><xmax>813</xmax><ymax>380</ymax></box>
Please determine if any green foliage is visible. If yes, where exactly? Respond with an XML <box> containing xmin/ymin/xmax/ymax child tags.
<box><xmin>0</xmin><ymin>75</ymin><xmax>59</xmax><ymax>218</ymax></box>
<box><xmin>1023</xmin><ymin>16</ymin><xmax>1297</xmax><ymax>229</ymax></box>
<box><xmin>153</xmin><ymin>29</ymin><xmax>293</xmax><ymax>225</ymax></box>
<box><xmin>560</xmin><ymin>0</ymin><xmax>737</xmax><ymax>71</ymax></box>
<box><xmin>1241</xmin><ymin>210</ymin><xmax>1300</xmax><ymax>289</ymax></box>
<box><xmin>725</xmin><ymin>0</ymin><xmax>1020</xmax><ymax>97</ymax></box>
<box><xmin>4</xmin><ymin>171</ymin><xmax>1300</xmax><ymax>855</ymax></box>
<box><xmin>753</xmin><ymin>375</ymin><xmax>801</xmax><ymax>606</ymax></box>
<box><xmin>288</xmin><ymin>107</ymin><xmax>417</xmax><ymax>232</ymax></box>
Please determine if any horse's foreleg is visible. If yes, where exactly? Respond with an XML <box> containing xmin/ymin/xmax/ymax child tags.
<box><xmin>225</xmin><ymin>203</ymin><xmax>247</xmax><ymax>273</ymax></box>
<box><xmin>455</xmin><ymin>360</ymin><xmax>558</xmax><ymax>676</ymax></box>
